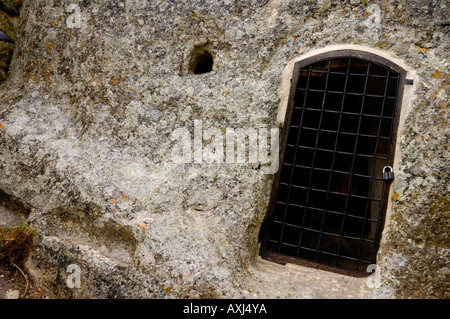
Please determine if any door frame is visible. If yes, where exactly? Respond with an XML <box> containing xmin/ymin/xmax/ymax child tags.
<box><xmin>259</xmin><ymin>49</ymin><xmax>408</xmax><ymax>277</ymax></box>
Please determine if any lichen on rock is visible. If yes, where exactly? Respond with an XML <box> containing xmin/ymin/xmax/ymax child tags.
<box><xmin>0</xmin><ymin>0</ymin><xmax>448</xmax><ymax>299</ymax></box>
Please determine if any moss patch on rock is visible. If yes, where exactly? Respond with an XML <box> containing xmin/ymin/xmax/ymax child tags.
<box><xmin>0</xmin><ymin>9</ymin><xmax>15</xmax><ymax>82</ymax></box>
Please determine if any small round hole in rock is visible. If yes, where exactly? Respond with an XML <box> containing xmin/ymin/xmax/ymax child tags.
<box><xmin>190</xmin><ymin>51</ymin><xmax>213</xmax><ymax>75</ymax></box>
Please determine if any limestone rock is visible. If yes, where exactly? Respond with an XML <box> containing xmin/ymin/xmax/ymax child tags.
<box><xmin>5</xmin><ymin>289</ymin><xmax>20</xmax><ymax>299</ymax></box>
<box><xmin>0</xmin><ymin>0</ymin><xmax>448</xmax><ymax>299</ymax></box>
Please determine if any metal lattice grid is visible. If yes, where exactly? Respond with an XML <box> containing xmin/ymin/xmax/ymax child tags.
<box><xmin>261</xmin><ymin>54</ymin><xmax>406</xmax><ymax>275</ymax></box>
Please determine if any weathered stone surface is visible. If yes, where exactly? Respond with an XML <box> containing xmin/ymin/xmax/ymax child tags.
<box><xmin>5</xmin><ymin>289</ymin><xmax>19</xmax><ymax>299</ymax></box>
<box><xmin>0</xmin><ymin>0</ymin><xmax>448</xmax><ymax>298</ymax></box>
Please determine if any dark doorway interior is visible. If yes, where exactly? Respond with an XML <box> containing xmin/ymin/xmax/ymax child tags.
<box><xmin>261</xmin><ymin>54</ymin><xmax>405</xmax><ymax>274</ymax></box>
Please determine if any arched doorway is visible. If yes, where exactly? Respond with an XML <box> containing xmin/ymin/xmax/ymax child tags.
<box><xmin>260</xmin><ymin>50</ymin><xmax>407</xmax><ymax>275</ymax></box>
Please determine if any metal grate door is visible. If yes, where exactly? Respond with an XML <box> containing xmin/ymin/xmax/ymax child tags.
<box><xmin>261</xmin><ymin>52</ymin><xmax>406</xmax><ymax>275</ymax></box>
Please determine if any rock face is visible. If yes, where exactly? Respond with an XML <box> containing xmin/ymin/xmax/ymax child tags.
<box><xmin>0</xmin><ymin>0</ymin><xmax>448</xmax><ymax>298</ymax></box>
